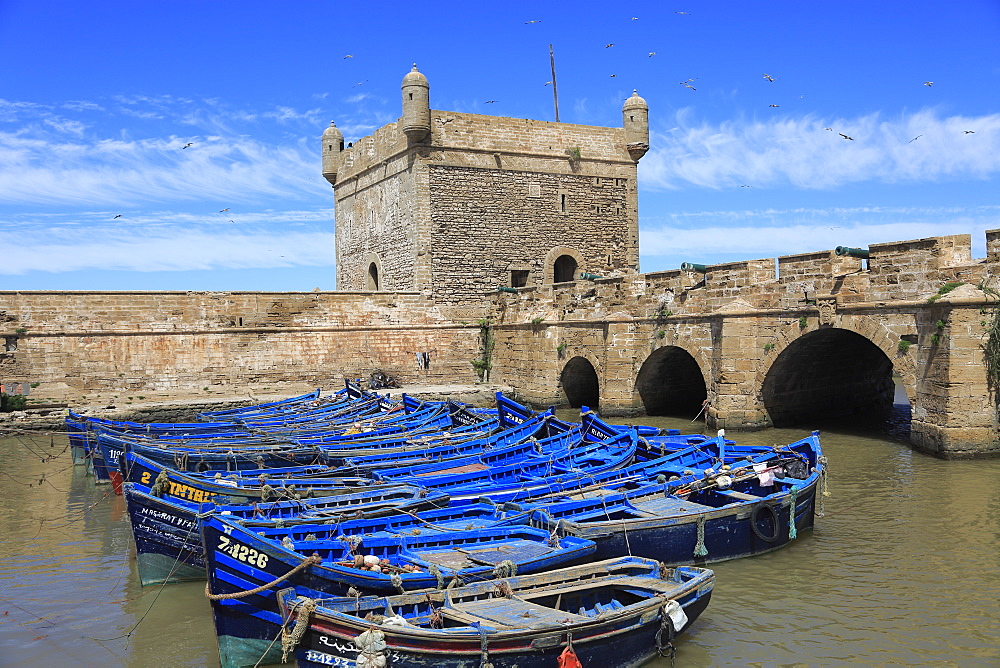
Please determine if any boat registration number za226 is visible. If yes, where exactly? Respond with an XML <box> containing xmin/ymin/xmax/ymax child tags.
<box><xmin>217</xmin><ymin>535</ymin><xmax>269</xmax><ymax>568</ymax></box>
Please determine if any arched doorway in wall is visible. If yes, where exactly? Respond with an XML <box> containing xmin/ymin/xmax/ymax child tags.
<box><xmin>560</xmin><ymin>356</ymin><xmax>600</xmax><ymax>408</ymax></box>
<box><xmin>635</xmin><ymin>346</ymin><xmax>707</xmax><ymax>417</ymax></box>
<box><xmin>553</xmin><ymin>255</ymin><xmax>578</xmax><ymax>283</ymax></box>
<box><xmin>366</xmin><ymin>263</ymin><xmax>380</xmax><ymax>291</ymax></box>
<box><xmin>762</xmin><ymin>328</ymin><xmax>899</xmax><ymax>431</ymax></box>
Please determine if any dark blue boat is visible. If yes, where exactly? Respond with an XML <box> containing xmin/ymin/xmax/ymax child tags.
<box><xmin>277</xmin><ymin>556</ymin><xmax>714</xmax><ymax>668</ymax></box>
<box><xmin>201</xmin><ymin>515</ymin><xmax>596</xmax><ymax>668</ymax></box>
<box><xmin>524</xmin><ymin>431</ymin><xmax>825</xmax><ymax>565</ymax></box>
<box><xmin>122</xmin><ymin>476</ymin><xmax>448</xmax><ymax>586</ymax></box>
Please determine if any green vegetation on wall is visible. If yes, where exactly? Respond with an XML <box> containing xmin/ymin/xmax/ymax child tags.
<box><xmin>0</xmin><ymin>393</ymin><xmax>27</xmax><ymax>412</ymax></box>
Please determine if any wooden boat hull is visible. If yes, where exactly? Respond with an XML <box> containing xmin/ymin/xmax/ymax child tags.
<box><xmin>202</xmin><ymin>517</ymin><xmax>597</xmax><ymax>667</ymax></box>
<box><xmin>280</xmin><ymin>557</ymin><xmax>714</xmax><ymax>668</ymax></box>
<box><xmin>123</xmin><ymin>482</ymin><xmax>448</xmax><ymax>586</ymax></box>
<box><xmin>540</xmin><ymin>481</ymin><xmax>818</xmax><ymax>565</ymax></box>
<box><xmin>528</xmin><ymin>432</ymin><xmax>824</xmax><ymax>565</ymax></box>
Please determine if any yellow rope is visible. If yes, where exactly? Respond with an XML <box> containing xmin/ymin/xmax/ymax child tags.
<box><xmin>204</xmin><ymin>555</ymin><xmax>321</xmax><ymax>601</ymax></box>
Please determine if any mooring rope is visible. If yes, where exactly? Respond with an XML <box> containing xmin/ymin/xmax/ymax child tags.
<box><xmin>204</xmin><ymin>554</ymin><xmax>321</xmax><ymax>601</ymax></box>
<box><xmin>693</xmin><ymin>515</ymin><xmax>708</xmax><ymax>558</ymax></box>
<box><xmin>788</xmin><ymin>486</ymin><xmax>798</xmax><ymax>540</ymax></box>
<box><xmin>280</xmin><ymin>597</ymin><xmax>317</xmax><ymax>663</ymax></box>
<box><xmin>817</xmin><ymin>455</ymin><xmax>830</xmax><ymax>518</ymax></box>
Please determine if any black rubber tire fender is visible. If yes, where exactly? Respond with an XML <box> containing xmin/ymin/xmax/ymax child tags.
<box><xmin>750</xmin><ymin>503</ymin><xmax>780</xmax><ymax>542</ymax></box>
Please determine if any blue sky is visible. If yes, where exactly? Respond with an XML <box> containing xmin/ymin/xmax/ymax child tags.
<box><xmin>1</xmin><ymin>0</ymin><xmax>998</xmax><ymax>291</ymax></box>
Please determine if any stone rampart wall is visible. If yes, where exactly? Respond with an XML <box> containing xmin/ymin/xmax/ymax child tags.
<box><xmin>490</xmin><ymin>232</ymin><xmax>1000</xmax><ymax>458</ymax></box>
<box><xmin>0</xmin><ymin>291</ymin><xmax>482</xmax><ymax>396</ymax></box>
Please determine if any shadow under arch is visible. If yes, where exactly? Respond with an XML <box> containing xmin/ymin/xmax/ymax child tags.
<box><xmin>762</xmin><ymin>328</ymin><xmax>896</xmax><ymax>429</ymax></box>
<box><xmin>635</xmin><ymin>345</ymin><xmax>707</xmax><ymax>417</ymax></box>
<box><xmin>560</xmin><ymin>356</ymin><xmax>600</xmax><ymax>408</ymax></box>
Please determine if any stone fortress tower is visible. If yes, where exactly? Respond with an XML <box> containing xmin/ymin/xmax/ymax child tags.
<box><xmin>322</xmin><ymin>65</ymin><xmax>649</xmax><ymax>311</ymax></box>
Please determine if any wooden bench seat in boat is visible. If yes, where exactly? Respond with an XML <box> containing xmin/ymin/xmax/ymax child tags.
<box><xmin>715</xmin><ymin>490</ymin><xmax>762</xmax><ymax>502</ymax></box>
<box><xmin>412</xmin><ymin>540</ymin><xmax>554</xmax><ymax>569</ymax></box>
<box><xmin>450</xmin><ymin>597</ymin><xmax>589</xmax><ymax>630</ymax></box>
<box><xmin>626</xmin><ymin>496</ymin><xmax>715</xmax><ymax>515</ymax></box>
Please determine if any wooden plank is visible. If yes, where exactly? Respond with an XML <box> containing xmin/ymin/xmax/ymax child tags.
<box><xmin>415</xmin><ymin>463</ymin><xmax>487</xmax><ymax>476</ymax></box>
<box><xmin>717</xmin><ymin>490</ymin><xmax>762</xmax><ymax>501</ymax></box>
<box><xmin>453</xmin><ymin>597</ymin><xmax>589</xmax><ymax>628</ymax></box>
<box><xmin>628</xmin><ymin>496</ymin><xmax>714</xmax><ymax>514</ymax></box>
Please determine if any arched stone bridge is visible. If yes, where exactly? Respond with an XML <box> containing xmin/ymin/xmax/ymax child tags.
<box><xmin>490</xmin><ymin>232</ymin><xmax>1000</xmax><ymax>459</ymax></box>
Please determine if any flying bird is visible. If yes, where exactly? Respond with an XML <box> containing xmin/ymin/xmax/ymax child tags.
<box><xmin>680</xmin><ymin>78</ymin><xmax>697</xmax><ymax>90</ymax></box>
<box><xmin>182</xmin><ymin>142</ymin><xmax>193</xmax><ymax>149</ymax></box>
<box><xmin>353</xmin><ymin>80</ymin><xmax>367</xmax><ymax>87</ymax></box>
<box><xmin>631</xmin><ymin>17</ymin><xmax>639</xmax><ymax>20</ymax></box>
<box><xmin>839</xmin><ymin>133</ymin><xmax>854</xmax><ymax>140</ymax></box>
<box><xmin>605</xmin><ymin>43</ymin><xmax>615</xmax><ymax>48</ymax></box>
<box><xmin>924</xmin><ymin>81</ymin><xmax>933</xmax><ymax>86</ymax></box>
<box><xmin>762</xmin><ymin>73</ymin><xmax>775</xmax><ymax>82</ymax></box>
<box><xmin>963</xmin><ymin>130</ymin><xmax>975</xmax><ymax>134</ymax></box>
<box><xmin>610</xmin><ymin>74</ymin><xmax>617</xmax><ymax>78</ymax></box>
<box><xmin>676</xmin><ymin>11</ymin><xmax>691</xmax><ymax>15</ymax></box>
<box><xmin>648</xmin><ymin>52</ymin><xmax>656</xmax><ymax>57</ymax></box>
<box><xmin>741</xmin><ymin>185</ymin><xmax>752</xmax><ymax>188</ymax></box>
<box><xmin>544</xmin><ymin>81</ymin><xmax>553</xmax><ymax>86</ymax></box>
<box><xmin>908</xmin><ymin>135</ymin><xmax>922</xmax><ymax>143</ymax></box>
<box><xmin>484</xmin><ymin>100</ymin><xmax>497</xmax><ymax>104</ymax></box>
<box><xmin>525</xmin><ymin>19</ymin><xmax>541</xmax><ymax>23</ymax></box>
<box><xmin>824</xmin><ymin>127</ymin><xmax>833</xmax><ymax>131</ymax></box>
<box><xmin>768</xmin><ymin>104</ymin><xmax>779</xmax><ymax>107</ymax></box>
<box><xmin>113</xmin><ymin>214</ymin><xmax>122</xmax><ymax>219</ymax></box>
<box><xmin>220</xmin><ymin>208</ymin><xmax>230</xmax><ymax>212</ymax></box>
<box><xmin>343</xmin><ymin>55</ymin><xmax>354</xmax><ymax>59</ymax></box>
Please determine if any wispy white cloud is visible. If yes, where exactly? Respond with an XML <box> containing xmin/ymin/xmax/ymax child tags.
<box><xmin>0</xmin><ymin>129</ymin><xmax>322</xmax><ymax>206</ymax></box>
<box><xmin>640</xmin><ymin>109</ymin><xmax>1000</xmax><ymax>190</ymax></box>
<box><xmin>639</xmin><ymin>205</ymin><xmax>1000</xmax><ymax>266</ymax></box>
<box><xmin>0</xmin><ymin>94</ymin><xmax>377</xmax><ymax>206</ymax></box>
<box><xmin>0</xmin><ymin>209</ymin><xmax>335</xmax><ymax>274</ymax></box>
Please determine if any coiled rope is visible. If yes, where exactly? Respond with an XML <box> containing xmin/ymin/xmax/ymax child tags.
<box><xmin>204</xmin><ymin>554</ymin><xmax>321</xmax><ymax>601</ymax></box>
<box><xmin>693</xmin><ymin>515</ymin><xmax>708</xmax><ymax>558</ymax></box>
<box><xmin>788</xmin><ymin>487</ymin><xmax>798</xmax><ymax>540</ymax></box>
<box><xmin>280</xmin><ymin>597</ymin><xmax>317</xmax><ymax>663</ymax></box>
<box><xmin>493</xmin><ymin>560</ymin><xmax>517</xmax><ymax>579</ymax></box>
<box><xmin>817</xmin><ymin>455</ymin><xmax>830</xmax><ymax>518</ymax></box>
<box><xmin>150</xmin><ymin>470</ymin><xmax>170</xmax><ymax>497</ymax></box>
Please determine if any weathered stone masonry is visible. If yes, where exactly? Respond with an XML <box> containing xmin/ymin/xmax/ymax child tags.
<box><xmin>490</xmin><ymin>232</ymin><xmax>1000</xmax><ymax>459</ymax></box>
<box><xmin>0</xmin><ymin>291</ymin><xmax>481</xmax><ymax>395</ymax></box>
<box><xmin>324</xmin><ymin>66</ymin><xmax>646</xmax><ymax>318</ymax></box>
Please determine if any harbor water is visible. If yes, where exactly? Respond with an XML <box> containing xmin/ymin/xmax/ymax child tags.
<box><xmin>1</xmin><ymin>409</ymin><xmax>998</xmax><ymax>666</ymax></box>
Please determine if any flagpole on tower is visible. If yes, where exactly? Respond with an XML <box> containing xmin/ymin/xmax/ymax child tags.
<box><xmin>549</xmin><ymin>44</ymin><xmax>560</xmax><ymax>122</ymax></box>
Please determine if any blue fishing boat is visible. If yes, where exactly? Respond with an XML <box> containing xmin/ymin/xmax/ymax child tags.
<box><xmin>201</xmin><ymin>516</ymin><xmax>596</xmax><ymax>668</ymax></box>
<box><xmin>525</xmin><ymin>431</ymin><xmax>825</xmax><ymax>565</ymax></box>
<box><xmin>276</xmin><ymin>556</ymin><xmax>714</xmax><ymax>668</ymax></box>
<box><xmin>122</xmin><ymin>476</ymin><xmax>448</xmax><ymax>586</ymax></box>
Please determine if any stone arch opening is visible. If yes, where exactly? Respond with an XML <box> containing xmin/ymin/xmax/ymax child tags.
<box><xmin>553</xmin><ymin>255</ymin><xmax>578</xmax><ymax>284</ymax></box>
<box><xmin>762</xmin><ymin>328</ymin><xmax>896</xmax><ymax>428</ymax></box>
<box><xmin>635</xmin><ymin>346</ymin><xmax>707</xmax><ymax>417</ymax></box>
<box><xmin>560</xmin><ymin>356</ymin><xmax>599</xmax><ymax>408</ymax></box>
<box><xmin>366</xmin><ymin>262</ymin><xmax>380</xmax><ymax>291</ymax></box>
<box><xmin>543</xmin><ymin>246</ymin><xmax>584</xmax><ymax>285</ymax></box>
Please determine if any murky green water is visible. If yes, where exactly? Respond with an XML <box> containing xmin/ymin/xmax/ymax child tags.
<box><xmin>1</xmin><ymin>412</ymin><xmax>998</xmax><ymax>666</ymax></box>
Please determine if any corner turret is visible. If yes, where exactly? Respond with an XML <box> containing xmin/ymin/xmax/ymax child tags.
<box><xmin>322</xmin><ymin>121</ymin><xmax>344</xmax><ymax>185</ymax></box>
<box><xmin>401</xmin><ymin>64</ymin><xmax>431</xmax><ymax>144</ymax></box>
<box><xmin>622</xmin><ymin>90</ymin><xmax>649</xmax><ymax>161</ymax></box>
